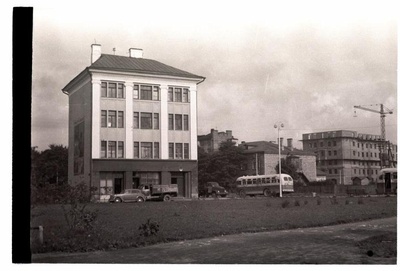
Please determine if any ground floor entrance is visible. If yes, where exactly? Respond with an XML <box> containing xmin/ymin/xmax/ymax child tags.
<box><xmin>91</xmin><ymin>159</ymin><xmax>198</xmax><ymax>202</ymax></box>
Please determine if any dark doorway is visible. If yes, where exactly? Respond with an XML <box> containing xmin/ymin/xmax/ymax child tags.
<box><xmin>171</xmin><ymin>172</ymin><xmax>185</xmax><ymax>197</ymax></box>
<box><xmin>132</xmin><ymin>177</ymin><xmax>140</xmax><ymax>189</ymax></box>
<box><xmin>385</xmin><ymin>173</ymin><xmax>392</xmax><ymax>192</ymax></box>
<box><xmin>114</xmin><ymin>178</ymin><xmax>123</xmax><ymax>194</ymax></box>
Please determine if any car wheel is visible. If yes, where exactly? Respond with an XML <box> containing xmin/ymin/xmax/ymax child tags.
<box><xmin>263</xmin><ymin>189</ymin><xmax>270</xmax><ymax>197</ymax></box>
<box><xmin>137</xmin><ymin>197</ymin><xmax>144</xmax><ymax>203</ymax></box>
<box><xmin>163</xmin><ymin>194</ymin><xmax>171</xmax><ymax>202</ymax></box>
<box><xmin>115</xmin><ymin>197</ymin><xmax>122</xmax><ymax>203</ymax></box>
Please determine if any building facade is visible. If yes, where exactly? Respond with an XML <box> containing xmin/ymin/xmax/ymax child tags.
<box><xmin>198</xmin><ymin>129</ymin><xmax>237</xmax><ymax>153</ymax></box>
<box><xmin>302</xmin><ymin>130</ymin><xmax>398</xmax><ymax>185</ymax></box>
<box><xmin>239</xmin><ymin>140</ymin><xmax>317</xmax><ymax>182</ymax></box>
<box><xmin>62</xmin><ymin>44</ymin><xmax>205</xmax><ymax>201</ymax></box>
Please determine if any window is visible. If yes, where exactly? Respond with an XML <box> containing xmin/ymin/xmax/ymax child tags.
<box><xmin>101</xmin><ymin>110</ymin><xmax>107</xmax><ymax>127</ymax></box>
<box><xmin>184</xmin><ymin>115</ymin><xmax>189</xmax><ymax>130</ymax></box>
<box><xmin>117</xmin><ymin>83</ymin><xmax>124</xmax><ymax>98</ymax></box>
<box><xmin>153</xmin><ymin>87</ymin><xmax>159</xmax><ymax>101</ymax></box>
<box><xmin>320</xmin><ymin>142</ymin><xmax>323</xmax><ymax>147</ymax></box>
<box><xmin>141</xmin><ymin>113</ymin><xmax>152</xmax><ymax>129</ymax></box>
<box><xmin>101</xmin><ymin>82</ymin><xmax>107</xmax><ymax>97</ymax></box>
<box><xmin>101</xmin><ymin>141</ymin><xmax>107</xmax><ymax>158</ymax></box>
<box><xmin>133</xmin><ymin>112</ymin><xmax>139</xmax><ymax>129</ymax></box>
<box><xmin>168</xmin><ymin>87</ymin><xmax>173</xmax><ymax>102</ymax></box>
<box><xmin>141</xmin><ymin>142</ymin><xmax>152</xmax><ymax>159</ymax></box>
<box><xmin>153</xmin><ymin>113</ymin><xmax>159</xmax><ymax>129</ymax></box>
<box><xmin>333</xmin><ymin>141</ymin><xmax>336</xmax><ymax>146</ymax></box>
<box><xmin>108</xmin><ymin>83</ymin><xmax>117</xmax><ymax>98</ymax></box>
<box><xmin>134</xmin><ymin>142</ymin><xmax>139</xmax><ymax>158</ymax></box>
<box><xmin>154</xmin><ymin>142</ymin><xmax>160</xmax><ymax>159</ymax></box>
<box><xmin>118</xmin><ymin>142</ymin><xmax>124</xmax><ymax>158</ymax></box>
<box><xmin>108</xmin><ymin>141</ymin><xmax>116</xmax><ymax>158</ymax></box>
<box><xmin>134</xmin><ymin>84</ymin><xmax>160</xmax><ymax>100</ymax></box>
<box><xmin>169</xmin><ymin>143</ymin><xmax>174</xmax><ymax>159</ymax></box>
<box><xmin>176</xmin><ymin>143</ymin><xmax>183</xmax><ymax>159</ymax></box>
<box><xmin>183</xmin><ymin>88</ymin><xmax>189</xmax><ymax>102</ymax></box>
<box><xmin>320</xmin><ymin>150</ymin><xmax>324</xmax><ymax>157</ymax></box>
<box><xmin>133</xmin><ymin>85</ymin><xmax>139</xmax><ymax>99</ymax></box>
<box><xmin>353</xmin><ymin>151</ymin><xmax>356</xmax><ymax>156</ymax></box>
<box><xmin>328</xmin><ymin>141</ymin><xmax>331</xmax><ymax>147</ymax></box>
<box><xmin>118</xmin><ymin>111</ymin><xmax>124</xmax><ymax>128</ymax></box>
<box><xmin>333</xmin><ymin>150</ymin><xmax>337</xmax><ymax>155</ymax></box>
<box><xmin>174</xmin><ymin>88</ymin><xmax>182</xmax><ymax>102</ymax></box>
<box><xmin>168</xmin><ymin>114</ymin><xmax>174</xmax><ymax>130</ymax></box>
<box><xmin>140</xmin><ymin>85</ymin><xmax>152</xmax><ymax>100</ymax></box>
<box><xmin>108</xmin><ymin>111</ymin><xmax>116</xmax><ymax>128</ymax></box>
<box><xmin>313</xmin><ymin>142</ymin><xmax>317</xmax><ymax>148</ymax></box>
<box><xmin>184</xmin><ymin>143</ymin><xmax>189</xmax><ymax>159</ymax></box>
<box><xmin>175</xmin><ymin>115</ymin><xmax>182</xmax><ymax>130</ymax></box>
<box><xmin>328</xmin><ymin>151</ymin><xmax>331</xmax><ymax>156</ymax></box>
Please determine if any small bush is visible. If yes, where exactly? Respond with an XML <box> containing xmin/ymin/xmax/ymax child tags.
<box><xmin>345</xmin><ymin>199</ymin><xmax>350</xmax><ymax>205</ymax></box>
<box><xmin>139</xmin><ymin>219</ymin><xmax>160</xmax><ymax>237</ymax></box>
<box><xmin>294</xmin><ymin>199</ymin><xmax>301</xmax><ymax>206</ymax></box>
<box><xmin>317</xmin><ymin>197</ymin><xmax>322</xmax><ymax>205</ymax></box>
<box><xmin>281</xmin><ymin>199</ymin><xmax>290</xmax><ymax>208</ymax></box>
<box><xmin>303</xmin><ymin>199</ymin><xmax>308</xmax><ymax>205</ymax></box>
<box><xmin>330</xmin><ymin>196</ymin><xmax>339</xmax><ymax>205</ymax></box>
<box><xmin>358</xmin><ymin>197</ymin><xmax>364</xmax><ymax>205</ymax></box>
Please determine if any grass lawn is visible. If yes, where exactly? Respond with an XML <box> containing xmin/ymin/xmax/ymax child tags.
<box><xmin>31</xmin><ymin>195</ymin><xmax>397</xmax><ymax>253</ymax></box>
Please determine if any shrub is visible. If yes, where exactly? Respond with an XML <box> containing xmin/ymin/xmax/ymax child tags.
<box><xmin>281</xmin><ymin>199</ymin><xmax>290</xmax><ymax>208</ymax></box>
<box><xmin>330</xmin><ymin>196</ymin><xmax>339</xmax><ymax>205</ymax></box>
<box><xmin>294</xmin><ymin>199</ymin><xmax>301</xmax><ymax>206</ymax></box>
<box><xmin>139</xmin><ymin>219</ymin><xmax>160</xmax><ymax>237</ymax></box>
<box><xmin>304</xmin><ymin>199</ymin><xmax>308</xmax><ymax>205</ymax></box>
<box><xmin>317</xmin><ymin>197</ymin><xmax>322</xmax><ymax>205</ymax></box>
<box><xmin>345</xmin><ymin>198</ymin><xmax>350</xmax><ymax>205</ymax></box>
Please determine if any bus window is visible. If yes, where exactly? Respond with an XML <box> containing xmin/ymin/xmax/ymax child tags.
<box><xmin>236</xmin><ymin>180</ymin><xmax>242</xmax><ymax>186</ymax></box>
<box><xmin>261</xmin><ymin>178</ymin><xmax>266</xmax><ymax>184</ymax></box>
<box><xmin>266</xmin><ymin>178</ymin><xmax>270</xmax><ymax>183</ymax></box>
<box><xmin>284</xmin><ymin>177</ymin><xmax>288</xmax><ymax>181</ymax></box>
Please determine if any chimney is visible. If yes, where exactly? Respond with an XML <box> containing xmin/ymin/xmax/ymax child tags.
<box><xmin>287</xmin><ymin>138</ymin><xmax>293</xmax><ymax>151</ymax></box>
<box><xmin>91</xmin><ymin>44</ymin><xmax>101</xmax><ymax>64</ymax></box>
<box><xmin>129</xmin><ymin>48</ymin><xmax>143</xmax><ymax>58</ymax></box>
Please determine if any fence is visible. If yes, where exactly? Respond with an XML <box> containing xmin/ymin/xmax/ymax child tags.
<box><xmin>294</xmin><ymin>184</ymin><xmax>383</xmax><ymax>196</ymax></box>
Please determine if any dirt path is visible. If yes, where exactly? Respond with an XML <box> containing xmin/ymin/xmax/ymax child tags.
<box><xmin>32</xmin><ymin>217</ymin><xmax>397</xmax><ymax>264</ymax></box>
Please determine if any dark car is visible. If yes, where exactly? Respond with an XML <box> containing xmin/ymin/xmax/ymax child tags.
<box><xmin>109</xmin><ymin>189</ymin><xmax>146</xmax><ymax>203</ymax></box>
<box><xmin>199</xmin><ymin>182</ymin><xmax>229</xmax><ymax>198</ymax></box>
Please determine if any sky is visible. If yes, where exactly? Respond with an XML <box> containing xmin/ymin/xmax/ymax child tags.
<box><xmin>13</xmin><ymin>0</ymin><xmax>398</xmax><ymax>151</ymax></box>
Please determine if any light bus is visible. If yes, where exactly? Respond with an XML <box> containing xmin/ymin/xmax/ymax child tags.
<box><xmin>235</xmin><ymin>174</ymin><xmax>294</xmax><ymax>197</ymax></box>
<box><xmin>377</xmin><ymin>167</ymin><xmax>397</xmax><ymax>194</ymax></box>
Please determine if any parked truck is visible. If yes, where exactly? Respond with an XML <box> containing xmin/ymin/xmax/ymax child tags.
<box><xmin>199</xmin><ymin>182</ymin><xmax>228</xmax><ymax>198</ymax></box>
<box><xmin>138</xmin><ymin>184</ymin><xmax>178</xmax><ymax>201</ymax></box>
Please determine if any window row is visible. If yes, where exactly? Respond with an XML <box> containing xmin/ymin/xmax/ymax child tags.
<box><xmin>101</xmin><ymin>141</ymin><xmax>125</xmax><ymax>158</ymax></box>
<box><xmin>319</xmin><ymin>150</ymin><xmax>338</xmax><ymax>156</ymax></box>
<box><xmin>134</xmin><ymin>142</ymin><xmax>160</xmax><ymax>159</ymax></box>
<box><xmin>134</xmin><ymin>112</ymin><xmax>159</xmax><ymax>129</ymax></box>
<box><xmin>169</xmin><ymin>143</ymin><xmax>190</xmax><ymax>159</ymax></box>
<box><xmin>308</xmin><ymin>141</ymin><xmax>337</xmax><ymax>148</ymax></box>
<box><xmin>100</xmin><ymin>81</ymin><xmax>190</xmax><ymax>103</ymax></box>
<box><xmin>352</xmin><ymin>151</ymin><xmax>378</xmax><ymax>158</ymax></box>
<box><xmin>168</xmin><ymin>87</ymin><xmax>189</xmax><ymax>102</ymax></box>
<box><xmin>101</xmin><ymin>82</ymin><xmax>125</xmax><ymax>98</ymax></box>
<box><xmin>168</xmin><ymin>114</ymin><xmax>189</xmax><ymax>131</ymax></box>
<box><xmin>353</xmin><ymin>169</ymin><xmax>378</xmax><ymax>175</ymax></box>
<box><xmin>101</xmin><ymin>110</ymin><xmax>124</xmax><ymax>128</ymax></box>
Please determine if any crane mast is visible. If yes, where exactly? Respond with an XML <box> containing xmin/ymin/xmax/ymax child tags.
<box><xmin>353</xmin><ymin>104</ymin><xmax>394</xmax><ymax>168</ymax></box>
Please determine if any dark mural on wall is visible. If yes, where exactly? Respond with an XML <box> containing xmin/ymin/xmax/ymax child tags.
<box><xmin>74</xmin><ymin>121</ymin><xmax>84</xmax><ymax>175</ymax></box>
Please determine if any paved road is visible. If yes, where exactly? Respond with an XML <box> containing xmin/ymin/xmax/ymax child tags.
<box><xmin>32</xmin><ymin>217</ymin><xmax>397</xmax><ymax>264</ymax></box>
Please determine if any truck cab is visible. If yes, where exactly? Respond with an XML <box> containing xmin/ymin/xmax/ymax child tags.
<box><xmin>199</xmin><ymin>182</ymin><xmax>228</xmax><ymax>198</ymax></box>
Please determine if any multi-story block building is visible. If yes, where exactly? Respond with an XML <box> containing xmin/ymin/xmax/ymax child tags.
<box><xmin>302</xmin><ymin>130</ymin><xmax>397</xmax><ymax>185</ymax></box>
<box><xmin>198</xmin><ymin>129</ymin><xmax>237</xmax><ymax>153</ymax></box>
<box><xmin>62</xmin><ymin>44</ymin><xmax>205</xmax><ymax>201</ymax></box>
<box><xmin>239</xmin><ymin>139</ymin><xmax>317</xmax><ymax>182</ymax></box>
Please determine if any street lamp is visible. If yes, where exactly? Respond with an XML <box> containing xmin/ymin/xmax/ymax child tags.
<box><xmin>274</xmin><ymin>122</ymin><xmax>284</xmax><ymax>198</ymax></box>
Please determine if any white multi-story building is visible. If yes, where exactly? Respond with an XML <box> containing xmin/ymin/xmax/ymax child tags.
<box><xmin>62</xmin><ymin>44</ymin><xmax>205</xmax><ymax>201</ymax></box>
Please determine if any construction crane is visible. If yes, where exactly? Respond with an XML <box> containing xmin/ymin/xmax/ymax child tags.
<box><xmin>353</xmin><ymin>104</ymin><xmax>395</xmax><ymax>168</ymax></box>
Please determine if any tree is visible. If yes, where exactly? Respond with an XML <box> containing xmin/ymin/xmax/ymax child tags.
<box><xmin>275</xmin><ymin>157</ymin><xmax>300</xmax><ymax>180</ymax></box>
<box><xmin>198</xmin><ymin>141</ymin><xmax>247</xmax><ymax>191</ymax></box>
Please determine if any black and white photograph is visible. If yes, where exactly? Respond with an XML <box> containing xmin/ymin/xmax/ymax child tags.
<box><xmin>5</xmin><ymin>0</ymin><xmax>399</xmax><ymax>267</ymax></box>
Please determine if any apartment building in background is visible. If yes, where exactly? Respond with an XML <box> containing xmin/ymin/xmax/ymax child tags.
<box><xmin>302</xmin><ymin>130</ymin><xmax>397</xmax><ymax>185</ymax></box>
<box><xmin>62</xmin><ymin>44</ymin><xmax>205</xmax><ymax>201</ymax></box>
<box><xmin>198</xmin><ymin>129</ymin><xmax>237</xmax><ymax>153</ymax></box>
